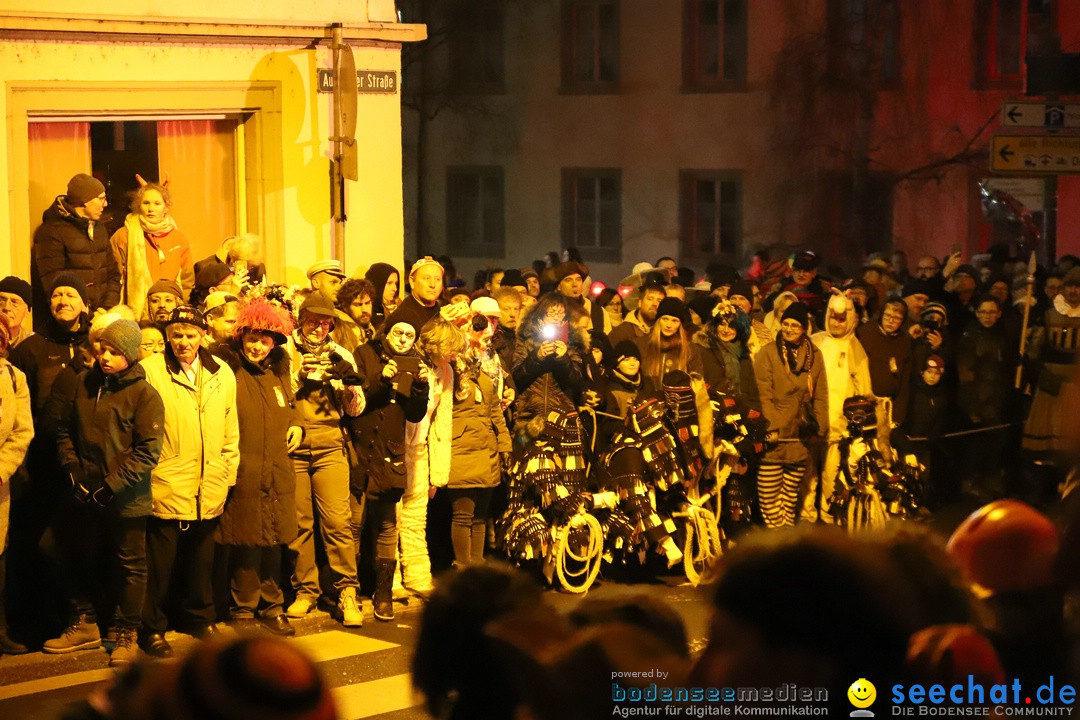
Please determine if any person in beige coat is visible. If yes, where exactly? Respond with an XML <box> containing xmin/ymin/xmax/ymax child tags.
<box><xmin>139</xmin><ymin>305</ymin><xmax>239</xmax><ymax>657</ymax></box>
<box><xmin>0</xmin><ymin>323</ymin><xmax>34</xmax><ymax>654</ymax></box>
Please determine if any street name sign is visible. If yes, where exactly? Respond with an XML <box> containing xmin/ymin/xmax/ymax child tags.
<box><xmin>317</xmin><ymin>69</ymin><xmax>398</xmax><ymax>94</ymax></box>
<box><xmin>991</xmin><ymin>135</ymin><xmax>1080</xmax><ymax>174</ymax></box>
<box><xmin>1001</xmin><ymin>101</ymin><xmax>1080</xmax><ymax>129</ymax></box>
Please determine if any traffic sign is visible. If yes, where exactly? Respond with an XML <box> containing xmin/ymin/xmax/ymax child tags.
<box><xmin>991</xmin><ymin>135</ymin><xmax>1080</xmax><ymax>174</ymax></box>
<box><xmin>1001</xmin><ymin>101</ymin><xmax>1080</xmax><ymax>128</ymax></box>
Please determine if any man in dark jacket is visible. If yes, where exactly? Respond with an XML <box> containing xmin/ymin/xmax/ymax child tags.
<box><xmin>31</xmin><ymin>174</ymin><xmax>120</xmax><ymax>329</ymax></box>
<box><xmin>47</xmin><ymin>318</ymin><xmax>164</xmax><ymax>666</ymax></box>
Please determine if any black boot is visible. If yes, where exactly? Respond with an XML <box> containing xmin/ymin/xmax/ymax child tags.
<box><xmin>373</xmin><ymin>559</ymin><xmax>396</xmax><ymax>622</ymax></box>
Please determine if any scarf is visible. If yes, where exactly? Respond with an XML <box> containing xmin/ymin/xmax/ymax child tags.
<box><xmin>123</xmin><ymin>212</ymin><xmax>178</xmax><ymax>320</ymax></box>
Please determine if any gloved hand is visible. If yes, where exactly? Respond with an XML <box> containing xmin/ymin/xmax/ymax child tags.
<box><xmin>90</xmin><ymin>483</ymin><xmax>114</xmax><ymax>507</ymax></box>
<box><xmin>82</xmin><ymin>465</ymin><xmax>112</xmax><ymax>507</ymax></box>
<box><xmin>65</xmin><ymin>462</ymin><xmax>90</xmax><ymax>502</ymax></box>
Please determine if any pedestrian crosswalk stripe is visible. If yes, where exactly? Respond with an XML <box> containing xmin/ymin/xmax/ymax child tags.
<box><xmin>0</xmin><ymin>669</ymin><xmax>114</xmax><ymax>701</ymax></box>
<box><xmin>291</xmin><ymin>630</ymin><xmax>398</xmax><ymax>664</ymax></box>
<box><xmin>333</xmin><ymin>673</ymin><xmax>423</xmax><ymax>719</ymax></box>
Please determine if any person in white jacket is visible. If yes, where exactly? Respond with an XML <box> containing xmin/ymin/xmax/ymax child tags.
<box><xmin>806</xmin><ymin>292</ymin><xmax>873</xmax><ymax>523</ymax></box>
<box><xmin>140</xmin><ymin>305</ymin><xmax>239</xmax><ymax>657</ymax></box>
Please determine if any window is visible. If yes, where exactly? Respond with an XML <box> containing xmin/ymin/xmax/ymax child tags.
<box><xmin>681</xmin><ymin>0</ymin><xmax>747</xmax><ymax>92</ymax></box>
<box><xmin>973</xmin><ymin>0</ymin><xmax>1024</xmax><ymax>88</ymax></box>
<box><xmin>561</xmin><ymin>0</ymin><xmax>620</xmax><ymax>93</ymax></box>
<box><xmin>446</xmin><ymin>166</ymin><xmax>505</xmax><ymax>258</ymax></box>
<box><xmin>827</xmin><ymin>0</ymin><xmax>900</xmax><ymax>85</ymax></box>
<box><xmin>448</xmin><ymin>3</ymin><xmax>505</xmax><ymax>93</ymax></box>
<box><xmin>561</xmin><ymin>168</ymin><xmax>621</xmax><ymax>263</ymax></box>
<box><xmin>678</xmin><ymin>171</ymin><xmax>742</xmax><ymax>260</ymax></box>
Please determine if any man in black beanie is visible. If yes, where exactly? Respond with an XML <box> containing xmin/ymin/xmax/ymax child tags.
<box><xmin>31</xmin><ymin>173</ymin><xmax>120</xmax><ymax>330</ymax></box>
<box><xmin>0</xmin><ymin>276</ymin><xmax>33</xmax><ymax>347</ymax></box>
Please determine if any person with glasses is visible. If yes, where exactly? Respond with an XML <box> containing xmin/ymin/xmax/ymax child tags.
<box><xmin>31</xmin><ymin>173</ymin><xmax>121</xmax><ymax>330</ymax></box>
<box><xmin>137</xmin><ymin>320</ymin><xmax>166</xmax><ymax>361</ymax></box>
<box><xmin>285</xmin><ymin>293</ymin><xmax>366</xmax><ymax>628</ymax></box>
<box><xmin>0</xmin><ymin>277</ymin><xmax>33</xmax><ymax>348</ymax></box>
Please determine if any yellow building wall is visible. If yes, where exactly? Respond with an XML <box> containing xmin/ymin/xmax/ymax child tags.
<box><xmin>0</xmin><ymin>7</ymin><xmax>422</xmax><ymax>287</ymax></box>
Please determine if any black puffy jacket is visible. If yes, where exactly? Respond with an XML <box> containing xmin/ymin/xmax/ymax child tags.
<box><xmin>31</xmin><ymin>196</ymin><xmax>121</xmax><ymax>326</ymax></box>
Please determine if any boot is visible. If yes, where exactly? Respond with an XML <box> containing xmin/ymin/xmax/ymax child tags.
<box><xmin>43</xmin><ymin>614</ymin><xmax>101</xmax><ymax>654</ymax></box>
<box><xmin>109</xmin><ymin>628</ymin><xmax>139</xmax><ymax>667</ymax></box>
<box><xmin>373</xmin><ymin>559</ymin><xmax>396</xmax><ymax>622</ymax></box>
<box><xmin>338</xmin><ymin>587</ymin><xmax>363</xmax><ymax>628</ymax></box>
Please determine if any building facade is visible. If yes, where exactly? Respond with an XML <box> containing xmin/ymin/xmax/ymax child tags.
<box><xmin>0</xmin><ymin>0</ymin><xmax>424</xmax><ymax>289</ymax></box>
<box><xmin>404</xmin><ymin>0</ymin><xmax>1080</xmax><ymax>283</ymax></box>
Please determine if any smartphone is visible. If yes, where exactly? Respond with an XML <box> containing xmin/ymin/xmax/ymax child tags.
<box><xmin>542</xmin><ymin>323</ymin><xmax>569</xmax><ymax>343</ymax></box>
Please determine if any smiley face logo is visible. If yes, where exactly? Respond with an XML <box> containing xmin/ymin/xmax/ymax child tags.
<box><xmin>848</xmin><ymin>678</ymin><xmax>876</xmax><ymax>709</ymax></box>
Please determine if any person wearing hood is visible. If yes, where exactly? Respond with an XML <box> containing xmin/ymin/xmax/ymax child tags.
<box><xmin>212</xmin><ymin>300</ymin><xmax>302</xmax><ymax>638</ymax></box>
<box><xmin>753</xmin><ymin>301</ymin><xmax>828</xmax><ymax>528</ymax></box>
<box><xmin>365</xmin><ymin>262</ymin><xmax>401</xmax><ymax>332</ymax></box>
<box><xmin>608</xmin><ymin>281</ymin><xmax>667</xmax><ymax>353</ymax></box>
<box><xmin>31</xmin><ymin>173</ymin><xmax>121</xmax><ymax>328</ymax></box>
<box><xmin>807</xmin><ymin>293</ymin><xmax>873</xmax><ymax>524</ymax></box>
<box><xmin>762</xmin><ymin>290</ymin><xmax>801</xmax><ymax>339</ymax></box>
<box><xmin>46</xmin><ymin>318</ymin><xmax>164</xmax><ymax>666</ymax></box>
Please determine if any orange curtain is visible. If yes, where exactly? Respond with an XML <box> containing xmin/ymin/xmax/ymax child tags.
<box><xmin>27</xmin><ymin>121</ymin><xmax>92</xmax><ymax>237</ymax></box>
<box><xmin>155</xmin><ymin>119</ymin><xmax>237</xmax><ymax>264</ymax></box>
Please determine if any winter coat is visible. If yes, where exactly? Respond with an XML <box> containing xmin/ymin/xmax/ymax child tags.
<box><xmin>607</xmin><ymin>309</ymin><xmax>651</xmax><ymax>353</ymax></box>
<box><xmin>956</xmin><ymin>322</ymin><xmax>1014</xmax><ymax>426</ymax></box>
<box><xmin>54</xmin><ymin>363</ymin><xmax>164</xmax><ymax>518</ymax></box>
<box><xmin>288</xmin><ymin>334</ymin><xmax>365</xmax><ymax>451</ymax></box>
<box><xmin>407</xmin><ymin>357</ymin><xmax>454</xmax><ymax>489</ymax></box>
<box><xmin>856</xmin><ymin>321</ymin><xmax>913</xmax><ymax>424</ymax></box>
<box><xmin>811</xmin><ymin>294</ymin><xmax>873</xmax><ymax>440</ymax></box>
<box><xmin>693</xmin><ymin>330</ymin><xmax>761</xmax><ymax>411</ymax></box>
<box><xmin>349</xmin><ymin>338</ymin><xmax>429</xmax><ymax>499</ymax></box>
<box><xmin>754</xmin><ymin>338</ymin><xmax>829</xmax><ymax>464</ymax></box>
<box><xmin>110</xmin><ymin>224</ymin><xmax>196</xmax><ymax>313</ymax></box>
<box><xmin>193</xmin><ymin>253</ymin><xmax>266</xmax><ymax>287</ymax></box>
<box><xmin>9</xmin><ymin>314</ymin><xmax>90</xmax><ymax>416</ymax></box>
<box><xmin>31</xmin><ymin>196</ymin><xmax>121</xmax><ymax>323</ymax></box>
<box><xmin>448</xmin><ymin>364</ymin><xmax>512</xmax><ymax>489</ymax></box>
<box><xmin>511</xmin><ymin>334</ymin><xmax>586</xmax><ymax>433</ymax></box>
<box><xmin>140</xmin><ymin>346</ymin><xmax>240</xmax><ymax>521</ymax></box>
<box><xmin>0</xmin><ymin>360</ymin><xmax>34</xmax><ymax>554</ymax></box>
<box><xmin>213</xmin><ymin>344</ymin><xmax>299</xmax><ymax>546</ymax></box>
<box><xmin>331</xmin><ymin>311</ymin><xmax>376</xmax><ymax>356</ymax></box>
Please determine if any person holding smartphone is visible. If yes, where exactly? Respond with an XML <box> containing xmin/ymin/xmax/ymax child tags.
<box><xmin>349</xmin><ymin>305</ymin><xmax>430</xmax><ymax>620</ymax></box>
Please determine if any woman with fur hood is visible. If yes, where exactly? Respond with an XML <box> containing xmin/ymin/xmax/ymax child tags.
<box><xmin>806</xmin><ymin>292</ymin><xmax>873</xmax><ymax>524</ymax></box>
<box><xmin>213</xmin><ymin>299</ymin><xmax>302</xmax><ymax>637</ymax></box>
<box><xmin>510</xmin><ymin>293</ymin><xmax>587</xmax><ymax>437</ymax></box>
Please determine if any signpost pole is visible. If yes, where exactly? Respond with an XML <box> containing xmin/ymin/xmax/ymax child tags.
<box><xmin>330</xmin><ymin>22</ymin><xmax>345</xmax><ymax>262</ymax></box>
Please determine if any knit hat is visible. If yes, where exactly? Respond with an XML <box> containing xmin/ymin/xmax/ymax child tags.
<box><xmin>99</xmin><ymin>318</ymin><xmax>142</xmax><ymax>364</ymax></box>
<box><xmin>65</xmin><ymin>173</ymin><xmax>105</xmax><ymax>206</ymax></box>
<box><xmin>791</xmin><ymin>251</ymin><xmax>820</xmax><ymax>272</ymax></box>
<box><xmin>608</xmin><ymin>339</ymin><xmax>642</xmax><ymax>370</ymax></box>
<box><xmin>952</xmin><ymin>264</ymin><xmax>979</xmax><ymax>281</ymax></box>
<box><xmin>164</xmin><ymin>305</ymin><xmax>207</xmax><ymax>331</ymax></box>
<box><xmin>902</xmin><ymin>277</ymin><xmax>934</xmax><ymax>298</ymax></box>
<box><xmin>780</xmin><ymin>301</ymin><xmax>811</xmax><ymax>328</ymax></box>
<box><xmin>521</xmin><ymin>268</ymin><xmax>539</xmax><ymax>281</ymax></box>
<box><xmin>235</xmin><ymin>298</ymin><xmax>294</xmax><ymax>345</ymax></box>
<box><xmin>924</xmin><ymin>354</ymin><xmax>945</xmax><ymax>372</ymax></box>
<box><xmin>297</xmin><ymin>293</ymin><xmax>337</xmax><ymax>319</ymax></box>
<box><xmin>50</xmin><ymin>272</ymin><xmax>87</xmax><ymax>304</ymax></box>
<box><xmin>470</xmin><ymin>296</ymin><xmax>501</xmax><ymax>318</ymax></box>
<box><xmin>117</xmin><ymin>637</ymin><xmax>337</xmax><ymax>720</ymax></box>
<box><xmin>553</xmin><ymin>261</ymin><xmax>589</xmax><ymax>283</ymax></box>
<box><xmin>195</xmin><ymin>263</ymin><xmax>234</xmax><ymax>290</ymax></box>
<box><xmin>410</xmin><ymin>256</ymin><xmax>444</xmax><ymax>279</ymax></box>
<box><xmin>0</xmin><ymin>276</ymin><xmax>32</xmax><ymax>309</ymax></box>
<box><xmin>727</xmin><ymin>281</ymin><xmax>755</xmax><ymax>303</ymax></box>
<box><xmin>655</xmin><ymin>297</ymin><xmax>688</xmax><ymax>323</ymax></box>
<box><xmin>147</xmin><ymin>279</ymin><xmax>183</xmax><ymax>300</ymax></box>
<box><xmin>501</xmin><ymin>268</ymin><xmax>527</xmax><ymax>289</ymax></box>
<box><xmin>921</xmin><ymin>302</ymin><xmax>948</xmax><ymax>325</ymax></box>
